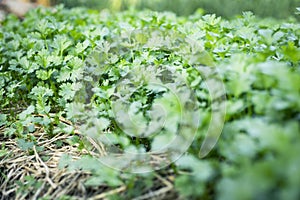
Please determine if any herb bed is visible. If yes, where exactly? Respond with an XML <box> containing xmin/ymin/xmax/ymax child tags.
<box><xmin>0</xmin><ymin>6</ymin><xmax>300</xmax><ymax>200</ymax></box>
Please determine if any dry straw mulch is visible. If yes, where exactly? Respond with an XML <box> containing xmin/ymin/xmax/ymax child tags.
<box><xmin>0</xmin><ymin>117</ymin><xmax>178</xmax><ymax>200</ymax></box>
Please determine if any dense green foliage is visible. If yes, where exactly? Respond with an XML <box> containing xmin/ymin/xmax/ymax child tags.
<box><xmin>1</xmin><ymin>5</ymin><xmax>300</xmax><ymax>199</ymax></box>
<box><xmin>55</xmin><ymin>0</ymin><xmax>300</xmax><ymax>19</ymax></box>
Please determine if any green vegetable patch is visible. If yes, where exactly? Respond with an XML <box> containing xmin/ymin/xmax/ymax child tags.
<box><xmin>0</xmin><ymin>5</ymin><xmax>300</xmax><ymax>200</ymax></box>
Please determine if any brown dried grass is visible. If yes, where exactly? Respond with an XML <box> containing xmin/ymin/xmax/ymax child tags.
<box><xmin>0</xmin><ymin>116</ymin><xmax>178</xmax><ymax>200</ymax></box>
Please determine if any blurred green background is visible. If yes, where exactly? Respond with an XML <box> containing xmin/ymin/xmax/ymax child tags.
<box><xmin>51</xmin><ymin>0</ymin><xmax>300</xmax><ymax>19</ymax></box>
